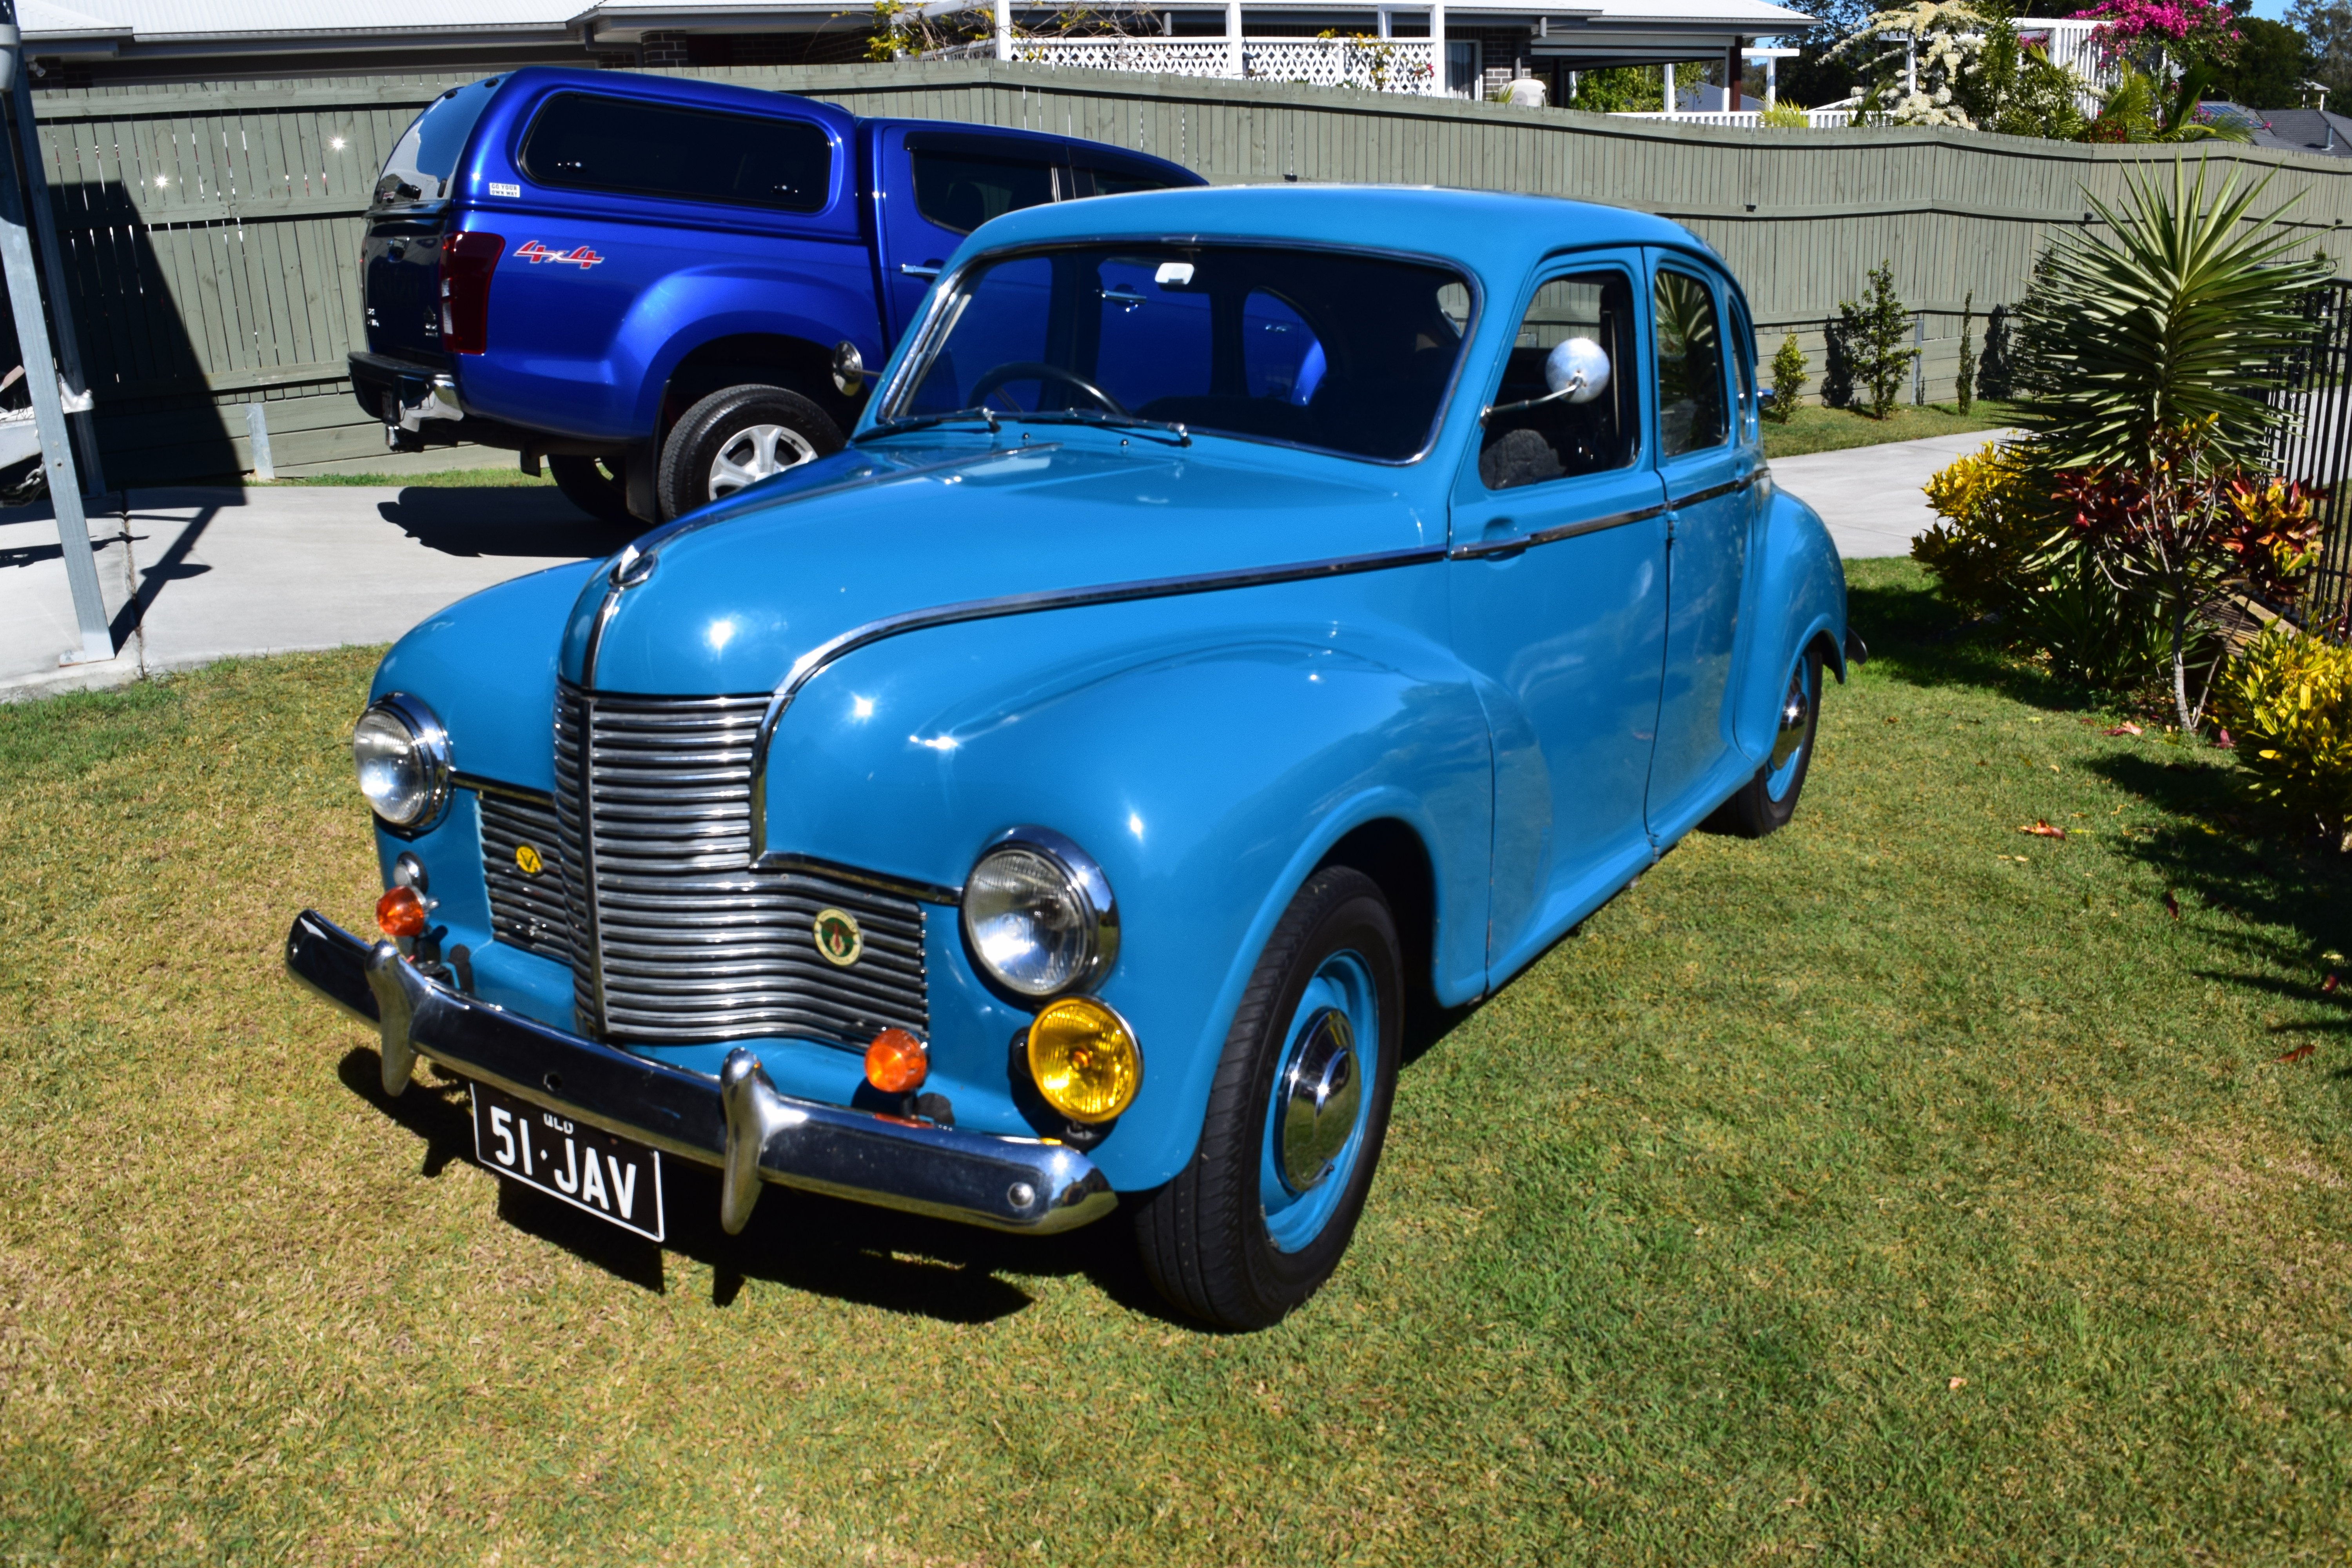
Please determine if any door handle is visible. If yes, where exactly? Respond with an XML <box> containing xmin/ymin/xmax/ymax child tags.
<box><xmin>899</xmin><ymin>263</ymin><xmax>941</xmax><ymax>279</ymax></box>
<box><xmin>1448</xmin><ymin>518</ymin><xmax>1526</xmax><ymax>562</ymax></box>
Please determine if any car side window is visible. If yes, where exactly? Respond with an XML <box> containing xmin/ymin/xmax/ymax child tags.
<box><xmin>521</xmin><ymin>94</ymin><xmax>831</xmax><ymax>212</ymax></box>
<box><xmin>913</xmin><ymin>149</ymin><xmax>1058</xmax><ymax>235</ymax></box>
<box><xmin>1478</xmin><ymin>270</ymin><xmax>1639</xmax><ymax>492</ymax></box>
<box><xmin>1654</xmin><ymin>269</ymin><xmax>1728</xmax><ymax>457</ymax></box>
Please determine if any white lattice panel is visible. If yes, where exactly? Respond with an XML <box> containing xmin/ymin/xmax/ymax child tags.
<box><xmin>1245</xmin><ymin>38</ymin><xmax>1436</xmax><ymax>94</ymax></box>
<box><xmin>1016</xmin><ymin>38</ymin><xmax>1238</xmax><ymax>79</ymax></box>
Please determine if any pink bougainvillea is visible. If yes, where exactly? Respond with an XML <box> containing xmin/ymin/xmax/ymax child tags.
<box><xmin>2068</xmin><ymin>0</ymin><xmax>2241</xmax><ymax>65</ymax></box>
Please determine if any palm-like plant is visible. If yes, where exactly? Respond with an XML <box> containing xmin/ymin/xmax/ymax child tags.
<box><xmin>2014</xmin><ymin>158</ymin><xmax>2330</xmax><ymax>473</ymax></box>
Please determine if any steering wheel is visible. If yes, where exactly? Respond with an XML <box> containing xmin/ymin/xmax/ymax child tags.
<box><xmin>969</xmin><ymin>361</ymin><xmax>1130</xmax><ymax>417</ymax></box>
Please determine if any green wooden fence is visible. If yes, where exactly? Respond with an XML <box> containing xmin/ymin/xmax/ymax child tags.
<box><xmin>26</xmin><ymin>61</ymin><xmax>2352</xmax><ymax>484</ymax></box>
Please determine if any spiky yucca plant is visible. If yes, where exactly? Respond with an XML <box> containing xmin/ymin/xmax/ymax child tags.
<box><xmin>2014</xmin><ymin>159</ymin><xmax>2331</xmax><ymax>473</ymax></box>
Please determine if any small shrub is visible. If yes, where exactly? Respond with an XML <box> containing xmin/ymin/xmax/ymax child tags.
<box><xmin>2215</xmin><ymin>629</ymin><xmax>2352</xmax><ymax>846</ymax></box>
<box><xmin>1915</xmin><ymin>441</ymin><xmax>2046</xmax><ymax>615</ymax></box>
<box><xmin>1956</xmin><ymin>290</ymin><xmax>1976</xmax><ymax>414</ymax></box>
<box><xmin>1768</xmin><ymin>333</ymin><xmax>1808</xmax><ymax>423</ymax></box>
<box><xmin>1759</xmin><ymin>99</ymin><xmax>1808</xmax><ymax>127</ymax></box>
<box><xmin>1837</xmin><ymin>260</ymin><xmax>1918</xmax><ymax>419</ymax></box>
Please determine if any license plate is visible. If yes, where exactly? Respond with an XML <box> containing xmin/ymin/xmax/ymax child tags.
<box><xmin>469</xmin><ymin>1080</ymin><xmax>666</xmax><ymax>1242</ymax></box>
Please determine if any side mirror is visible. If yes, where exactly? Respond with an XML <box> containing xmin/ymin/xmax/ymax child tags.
<box><xmin>1480</xmin><ymin>336</ymin><xmax>1611</xmax><ymax>425</ymax></box>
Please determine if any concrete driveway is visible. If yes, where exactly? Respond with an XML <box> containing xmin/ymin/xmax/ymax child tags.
<box><xmin>0</xmin><ymin>429</ymin><xmax>1993</xmax><ymax>704</ymax></box>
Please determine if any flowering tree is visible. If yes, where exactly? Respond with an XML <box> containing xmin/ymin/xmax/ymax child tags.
<box><xmin>2067</xmin><ymin>0</ymin><xmax>2241</xmax><ymax>73</ymax></box>
<box><xmin>1828</xmin><ymin>1</ymin><xmax>1989</xmax><ymax>127</ymax></box>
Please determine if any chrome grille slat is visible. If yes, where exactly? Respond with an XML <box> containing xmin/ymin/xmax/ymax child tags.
<box><xmin>479</xmin><ymin>792</ymin><xmax>575</xmax><ymax>966</ymax></box>
<box><xmin>546</xmin><ymin>682</ymin><xmax>930</xmax><ymax>1047</ymax></box>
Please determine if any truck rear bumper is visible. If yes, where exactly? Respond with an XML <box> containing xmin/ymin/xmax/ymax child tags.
<box><xmin>347</xmin><ymin>352</ymin><xmax>623</xmax><ymax>458</ymax></box>
<box><xmin>283</xmin><ymin>909</ymin><xmax>1117</xmax><ymax>1238</ymax></box>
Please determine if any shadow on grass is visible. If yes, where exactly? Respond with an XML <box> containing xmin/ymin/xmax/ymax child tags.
<box><xmin>335</xmin><ymin>1046</ymin><xmax>1190</xmax><ymax>1328</ymax></box>
<box><xmin>1846</xmin><ymin>567</ymin><xmax>2109</xmax><ymax>713</ymax></box>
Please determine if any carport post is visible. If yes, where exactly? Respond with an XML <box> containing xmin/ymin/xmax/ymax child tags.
<box><xmin>0</xmin><ymin>13</ymin><xmax>108</xmax><ymax>665</ymax></box>
<box><xmin>6</xmin><ymin>7</ymin><xmax>103</xmax><ymax>497</ymax></box>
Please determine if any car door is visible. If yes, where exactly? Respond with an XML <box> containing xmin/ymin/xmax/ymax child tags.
<box><xmin>1448</xmin><ymin>254</ymin><xmax>1669</xmax><ymax>980</ymax></box>
<box><xmin>875</xmin><ymin>129</ymin><xmax>1067</xmax><ymax>340</ymax></box>
<box><xmin>1644</xmin><ymin>255</ymin><xmax>1760</xmax><ymax>829</ymax></box>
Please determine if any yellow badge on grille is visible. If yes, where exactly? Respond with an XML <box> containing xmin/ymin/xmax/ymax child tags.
<box><xmin>515</xmin><ymin>843</ymin><xmax>544</xmax><ymax>876</ymax></box>
<box><xmin>813</xmin><ymin>907</ymin><xmax>863</xmax><ymax>967</ymax></box>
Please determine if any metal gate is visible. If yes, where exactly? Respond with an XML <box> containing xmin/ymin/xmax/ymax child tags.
<box><xmin>2272</xmin><ymin>279</ymin><xmax>2352</xmax><ymax>638</ymax></box>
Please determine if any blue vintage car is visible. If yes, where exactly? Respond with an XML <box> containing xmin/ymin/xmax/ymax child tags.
<box><xmin>286</xmin><ymin>185</ymin><xmax>1855</xmax><ymax>1329</ymax></box>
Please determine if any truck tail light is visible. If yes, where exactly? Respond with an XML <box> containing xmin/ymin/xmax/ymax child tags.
<box><xmin>439</xmin><ymin>232</ymin><xmax>503</xmax><ymax>354</ymax></box>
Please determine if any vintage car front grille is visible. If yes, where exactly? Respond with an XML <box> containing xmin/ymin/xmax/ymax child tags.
<box><xmin>549</xmin><ymin>682</ymin><xmax>929</xmax><ymax>1047</ymax></box>
<box><xmin>478</xmin><ymin>789</ymin><xmax>575</xmax><ymax>966</ymax></box>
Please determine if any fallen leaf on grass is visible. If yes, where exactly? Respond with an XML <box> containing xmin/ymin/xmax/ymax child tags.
<box><xmin>2105</xmin><ymin>722</ymin><xmax>2145</xmax><ymax>737</ymax></box>
<box><xmin>2020</xmin><ymin>821</ymin><xmax>2068</xmax><ymax>840</ymax></box>
<box><xmin>2165</xmin><ymin>891</ymin><xmax>2181</xmax><ymax>920</ymax></box>
<box><xmin>2325</xmin><ymin>974</ymin><xmax>2341</xmax><ymax>995</ymax></box>
<box><xmin>1948</xmin><ymin>1377</ymin><xmax>1967</xmax><ymax>1390</ymax></box>
<box><xmin>2279</xmin><ymin>1044</ymin><xmax>2316</xmax><ymax>1064</ymax></box>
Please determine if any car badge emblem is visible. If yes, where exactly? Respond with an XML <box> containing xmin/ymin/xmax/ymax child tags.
<box><xmin>513</xmin><ymin>240</ymin><xmax>605</xmax><ymax>269</ymax></box>
<box><xmin>813</xmin><ymin>908</ymin><xmax>864</xmax><ymax>967</ymax></box>
<box><xmin>514</xmin><ymin>843</ymin><xmax>544</xmax><ymax>876</ymax></box>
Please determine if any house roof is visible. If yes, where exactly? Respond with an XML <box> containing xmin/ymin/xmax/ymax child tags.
<box><xmin>19</xmin><ymin>0</ymin><xmax>1814</xmax><ymax>58</ymax></box>
<box><xmin>2247</xmin><ymin>106</ymin><xmax>2352</xmax><ymax>159</ymax></box>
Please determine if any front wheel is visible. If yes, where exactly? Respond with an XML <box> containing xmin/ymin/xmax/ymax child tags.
<box><xmin>1132</xmin><ymin>866</ymin><xmax>1401</xmax><ymax>1330</ymax></box>
<box><xmin>656</xmin><ymin>384</ymin><xmax>841</xmax><ymax>521</ymax></box>
<box><xmin>1708</xmin><ymin>645</ymin><xmax>1824</xmax><ymax>838</ymax></box>
<box><xmin>546</xmin><ymin>454</ymin><xmax>633</xmax><ymax>526</ymax></box>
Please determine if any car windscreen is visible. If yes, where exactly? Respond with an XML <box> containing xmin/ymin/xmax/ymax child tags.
<box><xmin>375</xmin><ymin>76</ymin><xmax>503</xmax><ymax>205</ymax></box>
<box><xmin>521</xmin><ymin>93</ymin><xmax>832</xmax><ymax>213</ymax></box>
<box><xmin>888</xmin><ymin>244</ymin><xmax>1474</xmax><ymax>463</ymax></box>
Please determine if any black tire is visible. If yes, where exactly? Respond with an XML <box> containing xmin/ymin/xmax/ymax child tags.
<box><xmin>546</xmin><ymin>455</ymin><xmax>634</xmax><ymax>527</ymax></box>
<box><xmin>655</xmin><ymin>384</ymin><xmax>842</xmax><ymax>521</ymax></box>
<box><xmin>1708</xmin><ymin>644</ymin><xmax>1825</xmax><ymax>839</ymax></box>
<box><xmin>1133</xmin><ymin>866</ymin><xmax>1403</xmax><ymax>1330</ymax></box>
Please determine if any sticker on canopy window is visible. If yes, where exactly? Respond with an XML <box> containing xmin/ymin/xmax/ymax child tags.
<box><xmin>514</xmin><ymin>240</ymin><xmax>605</xmax><ymax>269</ymax></box>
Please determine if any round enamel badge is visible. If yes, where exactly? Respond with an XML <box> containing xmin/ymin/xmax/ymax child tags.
<box><xmin>515</xmin><ymin>843</ymin><xmax>544</xmax><ymax>876</ymax></box>
<box><xmin>813</xmin><ymin>907</ymin><xmax>864</xmax><ymax>967</ymax></box>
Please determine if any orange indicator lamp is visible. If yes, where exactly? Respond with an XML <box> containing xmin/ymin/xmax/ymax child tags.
<box><xmin>865</xmin><ymin>1028</ymin><xmax>930</xmax><ymax>1094</ymax></box>
<box><xmin>376</xmin><ymin>885</ymin><xmax>430</xmax><ymax>939</ymax></box>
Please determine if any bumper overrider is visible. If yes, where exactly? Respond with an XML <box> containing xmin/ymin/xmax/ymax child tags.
<box><xmin>283</xmin><ymin>910</ymin><xmax>1117</xmax><ymax>1237</ymax></box>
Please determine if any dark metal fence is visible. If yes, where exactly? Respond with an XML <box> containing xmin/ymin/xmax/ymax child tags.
<box><xmin>2272</xmin><ymin>279</ymin><xmax>2352</xmax><ymax>637</ymax></box>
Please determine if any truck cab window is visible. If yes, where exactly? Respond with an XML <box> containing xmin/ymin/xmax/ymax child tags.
<box><xmin>912</xmin><ymin>150</ymin><xmax>1057</xmax><ymax>234</ymax></box>
<box><xmin>521</xmin><ymin>94</ymin><xmax>831</xmax><ymax>212</ymax></box>
<box><xmin>1479</xmin><ymin>271</ymin><xmax>1638</xmax><ymax>492</ymax></box>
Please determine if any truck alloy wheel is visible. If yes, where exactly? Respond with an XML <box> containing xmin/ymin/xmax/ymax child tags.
<box><xmin>1133</xmin><ymin>866</ymin><xmax>1402</xmax><ymax>1330</ymax></box>
<box><xmin>546</xmin><ymin>455</ymin><xmax>633</xmax><ymax>527</ymax></box>
<box><xmin>657</xmin><ymin>384</ymin><xmax>843</xmax><ymax>521</ymax></box>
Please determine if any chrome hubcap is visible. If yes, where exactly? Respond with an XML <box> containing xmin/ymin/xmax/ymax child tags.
<box><xmin>1275</xmin><ymin>1007</ymin><xmax>1361</xmax><ymax>1194</ymax></box>
<box><xmin>1768</xmin><ymin>665</ymin><xmax>1810</xmax><ymax>773</ymax></box>
<box><xmin>708</xmin><ymin>423</ymin><xmax>817</xmax><ymax>500</ymax></box>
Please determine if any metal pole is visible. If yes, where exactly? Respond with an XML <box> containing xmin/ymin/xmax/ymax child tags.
<box><xmin>0</xmin><ymin>19</ymin><xmax>107</xmax><ymax>664</ymax></box>
<box><xmin>1226</xmin><ymin>0</ymin><xmax>1243</xmax><ymax>79</ymax></box>
<box><xmin>5</xmin><ymin>16</ymin><xmax>100</xmax><ymax>498</ymax></box>
<box><xmin>993</xmin><ymin>0</ymin><xmax>1009</xmax><ymax>62</ymax></box>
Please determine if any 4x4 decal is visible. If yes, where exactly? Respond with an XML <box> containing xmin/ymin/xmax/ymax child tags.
<box><xmin>514</xmin><ymin>241</ymin><xmax>606</xmax><ymax>269</ymax></box>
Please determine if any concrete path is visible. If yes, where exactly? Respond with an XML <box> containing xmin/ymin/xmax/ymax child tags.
<box><xmin>0</xmin><ymin>485</ymin><xmax>632</xmax><ymax>702</ymax></box>
<box><xmin>1771</xmin><ymin>428</ymin><xmax>2015</xmax><ymax>561</ymax></box>
<box><xmin>0</xmin><ymin>427</ymin><xmax>2007</xmax><ymax>703</ymax></box>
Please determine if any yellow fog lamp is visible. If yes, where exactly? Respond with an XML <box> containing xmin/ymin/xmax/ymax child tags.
<box><xmin>1026</xmin><ymin>996</ymin><xmax>1142</xmax><ymax>1123</ymax></box>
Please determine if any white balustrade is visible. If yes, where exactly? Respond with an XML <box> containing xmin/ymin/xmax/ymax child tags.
<box><xmin>995</xmin><ymin>34</ymin><xmax>1439</xmax><ymax>93</ymax></box>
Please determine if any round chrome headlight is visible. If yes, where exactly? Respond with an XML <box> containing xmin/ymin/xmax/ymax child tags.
<box><xmin>352</xmin><ymin>693</ymin><xmax>452</xmax><ymax>829</ymax></box>
<box><xmin>961</xmin><ymin>828</ymin><xmax>1118</xmax><ymax>1000</ymax></box>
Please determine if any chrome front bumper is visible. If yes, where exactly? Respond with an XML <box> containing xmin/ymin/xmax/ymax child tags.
<box><xmin>283</xmin><ymin>910</ymin><xmax>1116</xmax><ymax>1237</ymax></box>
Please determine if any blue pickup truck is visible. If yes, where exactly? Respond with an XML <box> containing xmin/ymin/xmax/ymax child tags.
<box><xmin>350</xmin><ymin>68</ymin><xmax>1201</xmax><ymax>523</ymax></box>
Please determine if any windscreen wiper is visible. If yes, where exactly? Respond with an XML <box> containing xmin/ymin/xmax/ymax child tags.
<box><xmin>1007</xmin><ymin>410</ymin><xmax>1191</xmax><ymax>447</ymax></box>
<box><xmin>854</xmin><ymin>406</ymin><xmax>1000</xmax><ymax>442</ymax></box>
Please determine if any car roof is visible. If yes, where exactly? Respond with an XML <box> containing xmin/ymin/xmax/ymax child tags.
<box><xmin>954</xmin><ymin>183</ymin><xmax>1724</xmax><ymax>291</ymax></box>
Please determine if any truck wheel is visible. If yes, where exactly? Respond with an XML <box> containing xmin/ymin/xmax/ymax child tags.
<box><xmin>657</xmin><ymin>384</ymin><xmax>842</xmax><ymax>520</ymax></box>
<box><xmin>1132</xmin><ymin>866</ymin><xmax>1402</xmax><ymax>1331</ymax></box>
<box><xmin>546</xmin><ymin>456</ymin><xmax>633</xmax><ymax>527</ymax></box>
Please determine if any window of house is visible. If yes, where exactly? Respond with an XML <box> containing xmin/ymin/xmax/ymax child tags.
<box><xmin>1478</xmin><ymin>270</ymin><xmax>1639</xmax><ymax>491</ymax></box>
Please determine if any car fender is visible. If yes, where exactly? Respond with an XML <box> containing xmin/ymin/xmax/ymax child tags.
<box><xmin>621</xmin><ymin>269</ymin><xmax>885</xmax><ymax>435</ymax></box>
<box><xmin>755</xmin><ymin>603</ymin><xmax>1492</xmax><ymax>1189</ymax></box>
<box><xmin>1730</xmin><ymin>479</ymin><xmax>1848</xmax><ymax>761</ymax></box>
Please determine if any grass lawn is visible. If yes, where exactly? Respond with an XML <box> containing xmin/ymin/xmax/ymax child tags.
<box><xmin>1764</xmin><ymin>400</ymin><xmax>2022</xmax><ymax>460</ymax></box>
<box><xmin>5</xmin><ymin>558</ymin><xmax>2352</xmax><ymax>1563</ymax></box>
<box><xmin>254</xmin><ymin>467</ymin><xmax>554</xmax><ymax>487</ymax></box>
